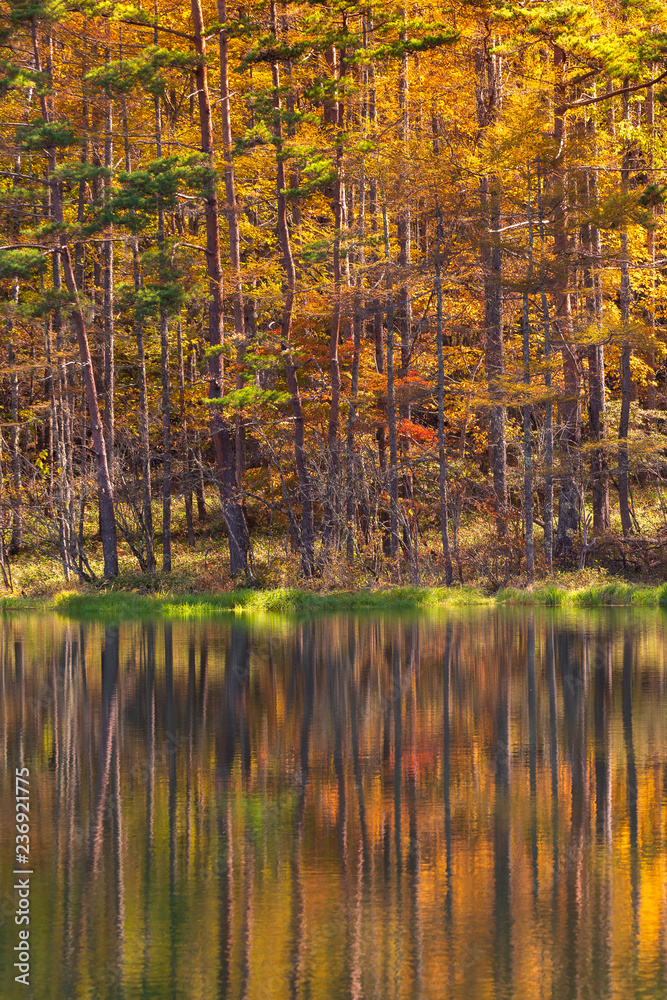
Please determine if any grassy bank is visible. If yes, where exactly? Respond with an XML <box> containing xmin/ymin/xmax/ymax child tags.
<box><xmin>1</xmin><ymin>578</ymin><xmax>666</xmax><ymax>620</ymax></box>
<box><xmin>2</xmin><ymin>486</ymin><xmax>666</xmax><ymax>619</ymax></box>
<box><xmin>1</xmin><ymin>585</ymin><xmax>490</xmax><ymax>619</ymax></box>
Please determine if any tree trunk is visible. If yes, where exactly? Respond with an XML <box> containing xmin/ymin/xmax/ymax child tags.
<box><xmin>397</xmin><ymin>7</ymin><xmax>411</xmax><ymax>385</ymax></box>
<box><xmin>137</xmin><ymin>316</ymin><xmax>155</xmax><ymax>572</ymax></box>
<box><xmin>618</xmin><ymin>82</ymin><xmax>633</xmax><ymax>536</ymax></box>
<box><xmin>435</xmin><ymin>209</ymin><xmax>453</xmax><ymax>585</ymax></box>
<box><xmin>122</xmin><ymin>86</ymin><xmax>155</xmax><ymax>573</ymax></box>
<box><xmin>270</xmin><ymin>0</ymin><xmax>314</xmax><ymax>576</ymax></box>
<box><xmin>537</xmin><ymin>157</ymin><xmax>553</xmax><ymax>572</ymax></box>
<box><xmin>523</xmin><ymin>289</ymin><xmax>534</xmax><ymax>584</ymax></box>
<box><xmin>218</xmin><ymin>0</ymin><xmax>248</xmax><ymax>492</ymax></box>
<box><xmin>325</xmin><ymin>39</ymin><xmax>344</xmax><ymax>546</ymax></box>
<box><xmin>31</xmin><ymin>18</ymin><xmax>118</xmax><ymax>578</ymax></box>
<box><xmin>75</xmin><ymin>42</ymin><xmax>88</xmax><ymax>290</ymax></box>
<box><xmin>585</xmin><ymin>114</ymin><xmax>610</xmax><ymax>532</ymax></box>
<box><xmin>159</xmin><ymin>300</ymin><xmax>171</xmax><ymax>573</ymax></box>
<box><xmin>383</xmin><ymin>201</ymin><xmax>399</xmax><ymax>562</ymax></box>
<box><xmin>475</xmin><ymin>36</ymin><xmax>507</xmax><ymax>537</ymax></box>
<box><xmin>103</xmin><ymin>37</ymin><xmax>115</xmax><ymax>477</ymax></box>
<box><xmin>188</xmin><ymin>352</ymin><xmax>207</xmax><ymax>523</ymax></box>
<box><xmin>153</xmin><ymin>13</ymin><xmax>172</xmax><ymax>573</ymax></box>
<box><xmin>523</xmin><ymin>169</ymin><xmax>535</xmax><ymax>583</ymax></box>
<box><xmin>7</xmin><ymin>282</ymin><xmax>23</xmax><ymax>554</ymax></box>
<box><xmin>366</xmin><ymin>29</ymin><xmax>390</xmax><ymax>555</ymax></box>
<box><xmin>345</xmin><ymin>158</ymin><xmax>365</xmax><ymax>564</ymax></box>
<box><xmin>553</xmin><ymin>45</ymin><xmax>580</xmax><ymax>563</ymax></box>
<box><xmin>191</xmin><ymin>0</ymin><xmax>251</xmax><ymax>576</ymax></box>
<box><xmin>63</xmin><ymin>250</ymin><xmax>118</xmax><ymax>577</ymax></box>
<box><xmin>588</xmin><ymin>341</ymin><xmax>608</xmax><ymax>531</ymax></box>
<box><xmin>646</xmin><ymin>76</ymin><xmax>657</xmax><ymax>411</ymax></box>
<box><xmin>177</xmin><ymin>321</ymin><xmax>195</xmax><ymax>548</ymax></box>
<box><xmin>346</xmin><ymin>299</ymin><xmax>362</xmax><ymax>564</ymax></box>
<box><xmin>556</xmin><ymin>345</ymin><xmax>581</xmax><ymax>562</ymax></box>
<box><xmin>195</xmin><ymin>448</ymin><xmax>207</xmax><ymax>521</ymax></box>
<box><xmin>52</xmin><ymin>245</ymin><xmax>75</xmax><ymax>578</ymax></box>
<box><xmin>397</xmin><ymin>14</ymin><xmax>414</xmax><ymax>544</ymax></box>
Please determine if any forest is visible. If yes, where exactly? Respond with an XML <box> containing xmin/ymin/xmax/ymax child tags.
<box><xmin>1</xmin><ymin>0</ymin><xmax>667</xmax><ymax>588</ymax></box>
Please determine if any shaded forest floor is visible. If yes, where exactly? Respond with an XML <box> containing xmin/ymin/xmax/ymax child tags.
<box><xmin>1</xmin><ymin>489</ymin><xmax>666</xmax><ymax>614</ymax></box>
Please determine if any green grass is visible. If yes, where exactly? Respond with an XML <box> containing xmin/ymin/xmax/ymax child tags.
<box><xmin>1</xmin><ymin>580</ymin><xmax>666</xmax><ymax>621</ymax></box>
<box><xmin>48</xmin><ymin>585</ymin><xmax>492</xmax><ymax>620</ymax></box>
<box><xmin>496</xmin><ymin>581</ymin><xmax>667</xmax><ymax>608</ymax></box>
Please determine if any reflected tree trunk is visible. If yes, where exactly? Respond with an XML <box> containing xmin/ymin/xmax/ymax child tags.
<box><xmin>393</xmin><ymin>634</ymin><xmax>402</xmax><ymax>877</ymax></box>
<box><xmin>528</xmin><ymin>618</ymin><xmax>537</xmax><ymax>900</ymax></box>
<box><xmin>493</xmin><ymin>637</ymin><xmax>512</xmax><ymax>997</ymax></box>
<box><xmin>622</xmin><ymin>634</ymin><xmax>639</xmax><ymax>928</ymax></box>
<box><xmin>288</xmin><ymin>623</ymin><xmax>314</xmax><ymax>999</ymax></box>
<box><xmin>560</xmin><ymin>627</ymin><xmax>587</xmax><ymax>1000</ymax></box>
<box><xmin>90</xmin><ymin>626</ymin><xmax>119</xmax><ymax>874</ymax></box>
<box><xmin>592</xmin><ymin>630</ymin><xmax>612</xmax><ymax>997</ymax></box>
<box><xmin>443</xmin><ymin>622</ymin><xmax>453</xmax><ymax>921</ymax></box>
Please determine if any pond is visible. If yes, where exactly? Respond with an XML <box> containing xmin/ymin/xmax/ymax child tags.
<box><xmin>0</xmin><ymin>610</ymin><xmax>666</xmax><ymax>999</ymax></box>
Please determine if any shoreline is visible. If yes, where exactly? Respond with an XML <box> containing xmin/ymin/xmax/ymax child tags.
<box><xmin>1</xmin><ymin>580</ymin><xmax>666</xmax><ymax>619</ymax></box>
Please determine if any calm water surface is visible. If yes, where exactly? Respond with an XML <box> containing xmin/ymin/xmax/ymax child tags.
<box><xmin>1</xmin><ymin>610</ymin><xmax>666</xmax><ymax>999</ymax></box>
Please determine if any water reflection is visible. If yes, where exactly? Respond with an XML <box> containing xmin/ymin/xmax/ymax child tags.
<box><xmin>1</xmin><ymin>611</ymin><xmax>666</xmax><ymax>999</ymax></box>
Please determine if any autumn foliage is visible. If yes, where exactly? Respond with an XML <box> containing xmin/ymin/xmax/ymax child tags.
<box><xmin>1</xmin><ymin>0</ymin><xmax>667</xmax><ymax>584</ymax></box>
